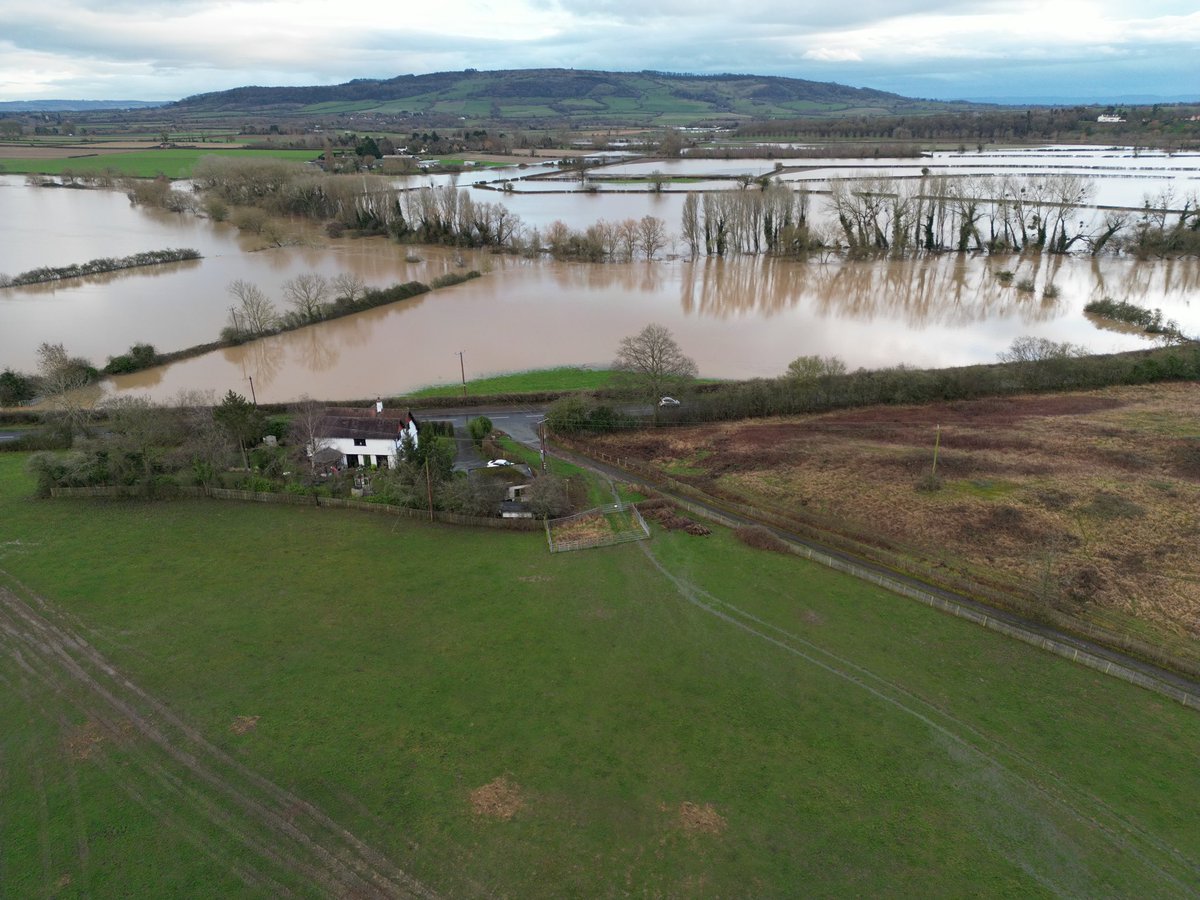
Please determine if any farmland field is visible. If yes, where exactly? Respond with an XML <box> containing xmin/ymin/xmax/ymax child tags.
<box><xmin>0</xmin><ymin>148</ymin><xmax>322</xmax><ymax>178</ymax></box>
<box><xmin>585</xmin><ymin>382</ymin><xmax>1200</xmax><ymax>665</ymax></box>
<box><xmin>1</xmin><ymin>452</ymin><xmax>1199</xmax><ymax>896</ymax></box>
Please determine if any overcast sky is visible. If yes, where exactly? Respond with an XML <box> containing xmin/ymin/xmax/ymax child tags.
<box><xmin>0</xmin><ymin>0</ymin><xmax>1196</xmax><ymax>103</ymax></box>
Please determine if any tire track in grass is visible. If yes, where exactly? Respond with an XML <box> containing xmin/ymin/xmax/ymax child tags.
<box><xmin>638</xmin><ymin>542</ymin><xmax>1200</xmax><ymax>894</ymax></box>
<box><xmin>6</xmin><ymin>639</ymin><xmax>289</xmax><ymax>896</ymax></box>
<box><xmin>60</xmin><ymin>724</ymin><xmax>92</xmax><ymax>895</ymax></box>
<box><xmin>2</xmin><ymin>606</ymin><xmax>390</xmax><ymax>898</ymax></box>
<box><xmin>0</xmin><ymin>585</ymin><xmax>438</xmax><ymax>899</ymax></box>
<box><xmin>666</xmin><ymin>559</ymin><xmax>1200</xmax><ymax>884</ymax></box>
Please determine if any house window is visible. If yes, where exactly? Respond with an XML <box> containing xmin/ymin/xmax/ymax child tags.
<box><xmin>376</xmin><ymin>455</ymin><xmax>389</xmax><ymax>468</ymax></box>
<box><xmin>353</xmin><ymin>438</ymin><xmax>367</xmax><ymax>447</ymax></box>
<box><xmin>345</xmin><ymin>454</ymin><xmax>359</xmax><ymax>467</ymax></box>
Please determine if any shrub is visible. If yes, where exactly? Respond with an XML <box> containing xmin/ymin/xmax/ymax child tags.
<box><xmin>1082</xmin><ymin>491</ymin><xmax>1145</xmax><ymax>520</ymax></box>
<box><xmin>915</xmin><ymin>472</ymin><xmax>943</xmax><ymax>493</ymax></box>
<box><xmin>995</xmin><ymin>269</ymin><xmax>1015</xmax><ymax>284</ymax></box>
<box><xmin>733</xmin><ymin>525</ymin><xmax>791</xmax><ymax>553</ymax></box>
<box><xmin>468</xmin><ymin>416</ymin><xmax>493</xmax><ymax>444</ymax></box>
<box><xmin>1015</xmin><ymin>277</ymin><xmax>1036</xmax><ymax>293</ymax></box>
<box><xmin>0</xmin><ymin>368</ymin><xmax>36</xmax><ymax>406</ymax></box>
<box><xmin>104</xmin><ymin>342</ymin><xmax>160</xmax><ymax>375</ymax></box>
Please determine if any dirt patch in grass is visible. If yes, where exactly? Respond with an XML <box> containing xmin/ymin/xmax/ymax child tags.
<box><xmin>64</xmin><ymin>720</ymin><xmax>106</xmax><ymax>760</ymax></box>
<box><xmin>586</xmin><ymin>383</ymin><xmax>1200</xmax><ymax>647</ymax></box>
<box><xmin>229</xmin><ymin>715</ymin><xmax>260</xmax><ymax>735</ymax></box>
<box><xmin>678</xmin><ymin>801</ymin><xmax>727</xmax><ymax>835</ymax></box>
<box><xmin>470</xmin><ymin>776</ymin><xmax>524</xmax><ymax>821</ymax></box>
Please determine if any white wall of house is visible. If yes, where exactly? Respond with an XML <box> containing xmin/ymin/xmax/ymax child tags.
<box><xmin>323</xmin><ymin>419</ymin><xmax>419</xmax><ymax>468</ymax></box>
<box><xmin>328</xmin><ymin>436</ymin><xmax>400</xmax><ymax>468</ymax></box>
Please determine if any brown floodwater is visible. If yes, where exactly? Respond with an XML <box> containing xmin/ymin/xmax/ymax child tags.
<box><xmin>106</xmin><ymin>252</ymin><xmax>1199</xmax><ymax>404</ymax></box>
<box><xmin>2</xmin><ymin>175</ymin><xmax>1198</xmax><ymax>405</ymax></box>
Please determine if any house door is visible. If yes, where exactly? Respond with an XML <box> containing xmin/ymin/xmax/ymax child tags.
<box><xmin>345</xmin><ymin>453</ymin><xmax>359</xmax><ymax>467</ymax></box>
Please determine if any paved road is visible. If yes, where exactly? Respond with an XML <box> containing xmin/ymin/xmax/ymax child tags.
<box><xmin>416</xmin><ymin>404</ymin><xmax>547</xmax><ymax>472</ymax></box>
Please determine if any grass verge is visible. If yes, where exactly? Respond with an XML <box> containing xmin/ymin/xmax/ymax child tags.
<box><xmin>408</xmin><ymin>366</ymin><xmax>617</xmax><ymax>398</ymax></box>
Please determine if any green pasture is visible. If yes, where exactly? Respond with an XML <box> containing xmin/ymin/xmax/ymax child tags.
<box><xmin>0</xmin><ymin>148</ymin><xmax>322</xmax><ymax>179</ymax></box>
<box><xmin>407</xmin><ymin>366</ymin><xmax>617</xmax><ymax>397</ymax></box>
<box><xmin>0</xmin><ymin>452</ymin><xmax>1198</xmax><ymax>896</ymax></box>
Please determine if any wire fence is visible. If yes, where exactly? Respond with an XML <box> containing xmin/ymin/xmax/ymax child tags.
<box><xmin>545</xmin><ymin>502</ymin><xmax>651</xmax><ymax>553</ymax></box>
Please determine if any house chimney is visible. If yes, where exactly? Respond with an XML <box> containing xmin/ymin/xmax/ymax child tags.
<box><xmin>375</xmin><ymin>397</ymin><xmax>383</xmax><ymax>417</ymax></box>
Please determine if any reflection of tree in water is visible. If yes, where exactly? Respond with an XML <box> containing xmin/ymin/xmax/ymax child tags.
<box><xmin>550</xmin><ymin>260</ymin><xmax>665</xmax><ymax>295</ymax></box>
<box><xmin>110</xmin><ymin>364</ymin><xmax>165</xmax><ymax>390</ymax></box>
<box><xmin>221</xmin><ymin>338</ymin><xmax>285</xmax><ymax>393</ymax></box>
<box><xmin>291</xmin><ymin>326</ymin><xmax>339</xmax><ymax>374</ymax></box>
<box><xmin>1093</xmin><ymin>257</ymin><xmax>1200</xmax><ymax>310</ymax></box>
<box><xmin>679</xmin><ymin>256</ymin><xmax>1063</xmax><ymax>327</ymax></box>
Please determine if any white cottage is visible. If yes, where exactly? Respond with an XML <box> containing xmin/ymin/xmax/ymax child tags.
<box><xmin>314</xmin><ymin>402</ymin><xmax>420</xmax><ymax>469</ymax></box>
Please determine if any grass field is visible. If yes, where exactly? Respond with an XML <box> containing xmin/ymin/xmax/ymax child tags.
<box><xmin>1</xmin><ymin>451</ymin><xmax>1199</xmax><ymax>896</ymax></box>
<box><xmin>0</xmin><ymin>148</ymin><xmax>322</xmax><ymax>179</ymax></box>
<box><xmin>407</xmin><ymin>366</ymin><xmax>618</xmax><ymax>398</ymax></box>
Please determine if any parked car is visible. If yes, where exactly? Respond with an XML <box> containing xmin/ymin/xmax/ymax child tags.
<box><xmin>658</xmin><ymin>396</ymin><xmax>681</xmax><ymax>407</ymax></box>
<box><xmin>486</xmin><ymin>458</ymin><xmax>514</xmax><ymax>468</ymax></box>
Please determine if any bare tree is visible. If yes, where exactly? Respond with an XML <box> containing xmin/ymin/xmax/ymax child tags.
<box><xmin>36</xmin><ymin>342</ymin><xmax>97</xmax><ymax>441</ymax></box>
<box><xmin>289</xmin><ymin>394</ymin><xmax>334</xmax><ymax>473</ymax></box>
<box><xmin>282</xmin><ymin>273</ymin><xmax>330</xmax><ymax>321</ymax></box>
<box><xmin>681</xmin><ymin>192</ymin><xmax>701</xmax><ymax>258</ymax></box>
<box><xmin>227</xmin><ymin>279</ymin><xmax>278</xmax><ymax>337</ymax></box>
<box><xmin>637</xmin><ymin>215</ymin><xmax>667</xmax><ymax>260</ymax></box>
<box><xmin>331</xmin><ymin>272</ymin><xmax>367</xmax><ymax>305</ymax></box>
<box><xmin>171</xmin><ymin>390</ymin><xmax>232</xmax><ymax>487</ymax></box>
<box><xmin>613</xmin><ymin>323</ymin><xmax>698</xmax><ymax>402</ymax></box>
<box><xmin>617</xmin><ymin>218</ymin><xmax>639</xmax><ymax>261</ymax></box>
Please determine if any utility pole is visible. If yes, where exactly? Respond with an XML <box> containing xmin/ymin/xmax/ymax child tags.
<box><xmin>247</xmin><ymin>375</ymin><xmax>256</xmax><ymax>406</ymax></box>
<box><xmin>931</xmin><ymin>424</ymin><xmax>941</xmax><ymax>478</ymax></box>
<box><xmin>457</xmin><ymin>350</ymin><xmax>467</xmax><ymax>398</ymax></box>
<box><xmin>539</xmin><ymin>420</ymin><xmax>547</xmax><ymax>474</ymax></box>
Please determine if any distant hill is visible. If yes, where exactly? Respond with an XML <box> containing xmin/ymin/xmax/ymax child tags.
<box><xmin>168</xmin><ymin>68</ymin><xmax>969</xmax><ymax>124</ymax></box>
<box><xmin>0</xmin><ymin>100</ymin><xmax>163</xmax><ymax>112</ymax></box>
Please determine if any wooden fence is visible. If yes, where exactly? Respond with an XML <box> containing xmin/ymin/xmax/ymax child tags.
<box><xmin>545</xmin><ymin>502</ymin><xmax>651</xmax><ymax>553</ymax></box>
<box><xmin>48</xmin><ymin>485</ymin><xmax>543</xmax><ymax>531</ymax></box>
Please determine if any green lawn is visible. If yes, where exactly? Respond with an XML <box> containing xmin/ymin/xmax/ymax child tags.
<box><xmin>0</xmin><ymin>149</ymin><xmax>322</xmax><ymax>179</ymax></box>
<box><xmin>407</xmin><ymin>366</ymin><xmax>618</xmax><ymax>397</ymax></box>
<box><xmin>1</xmin><ymin>453</ymin><xmax>1198</xmax><ymax>896</ymax></box>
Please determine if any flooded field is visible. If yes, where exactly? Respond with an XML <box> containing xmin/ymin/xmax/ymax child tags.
<box><xmin>2</xmin><ymin>147</ymin><xmax>1198</xmax><ymax>403</ymax></box>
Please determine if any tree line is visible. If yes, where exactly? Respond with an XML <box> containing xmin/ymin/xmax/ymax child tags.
<box><xmin>681</xmin><ymin>176</ymin><xmax>1199</xmax><ymax>259</ymax></box>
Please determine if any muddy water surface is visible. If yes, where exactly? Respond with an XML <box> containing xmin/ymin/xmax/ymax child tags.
<box><xmin>2</xmin><ymin>174</ymin><xmax>1198</xmax><ymax>405</ymax></box>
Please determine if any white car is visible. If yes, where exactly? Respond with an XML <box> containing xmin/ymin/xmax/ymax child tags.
<box><xmin>486</xmin><ymin>458</ymin><xmax>514</xmax><ymax>468</ymax></box>
<box><xmin>658</xmin><ymin>396</ymin><xmax>681</xmax><ymax>407</ymax></box>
